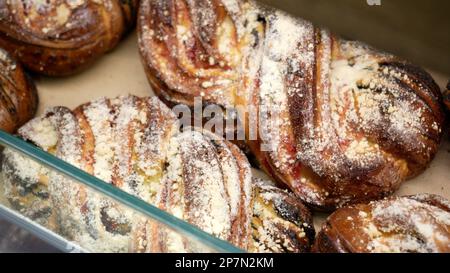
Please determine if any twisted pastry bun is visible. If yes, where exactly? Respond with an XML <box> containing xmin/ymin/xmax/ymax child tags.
<box><xmin>131</xmin><ymin>129</ymin><xmax>254</xmax><ymax>252</ymax></box>
<box><xmin>314</xmin><ymin>194</ymin><xmax>450</xmax><ymax>253</ymax></box>
<box><xmin>0</xmin><ymin>47</ymin><xmax>37</xmax><ymax>133</ymax></box>
<box><xmin>0</xmin><ymin>0</ymin><xmax>138</xmax><ymax>76</ymax></box>
<box><xmin>138</xmin><ymin>0</ymin><xmax>445</xmax><ymax>210</ymax></box>
<box><xmin>1</xmin><ymin>95</ymin><xmax>314</xmax><ymax>253</ymax></box>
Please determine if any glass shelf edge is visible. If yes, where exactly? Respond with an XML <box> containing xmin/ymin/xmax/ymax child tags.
<box><xmin>0</xmin><ymin>130</ymin><xmax>244</xmax><ymax>253</ymax></box>
<box><xmin>0</xmin><ymin>204</ymin><xmax>88</xmax><ymax>253</ymax></box>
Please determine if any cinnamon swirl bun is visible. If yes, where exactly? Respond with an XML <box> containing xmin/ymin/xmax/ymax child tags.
<box><xmin>0</xmin><ymin>0</ymin><xmax>138</xmax><ymax>76</ymax></box>
<box><xmin>313</xmin><ymin>194</ymin><xmax>450</xmax><ymax>253</ymax></box>
<box><xmin>138</xmin><ymin>0</ymin><xmax>445</xmax><ymax>210</ymax></box>
<box><xmin>1</xmin><ymin>95</ymin><xmax>314</xmax><ymax>253</ymax></box>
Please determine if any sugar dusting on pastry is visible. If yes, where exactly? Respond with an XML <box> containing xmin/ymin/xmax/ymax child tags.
<box><xmin>316</xmin><ymin>195</ymin><xmax>450</xmax><ymax>253</ymax></box>
<box><xmin>1</xmin><ymin>0</ymin><xmax>133</xmax><ymax>75</ymax></box>
<box><xmin>258</xmin><ymin>10</ymin><xmax>313</xmax><ymax>174</ymax></box>
<box><xmin>2</xmin><ymin>95</ymin><xmax>275</xmax><ymax>252</ymax></box>
<box><xmin>2</xmin><ymin>94</ymin><xmax>314</xmax><ymax>252</ymax></box>
<box><xmin>138</xmin><ymin>0</ymin><xmax>444</xmax><ymax>209</ymax></box>
<box><xmin>83</xmin><ymin>98</ymin><xmax>116</xmax><ymax>183</ymax></box>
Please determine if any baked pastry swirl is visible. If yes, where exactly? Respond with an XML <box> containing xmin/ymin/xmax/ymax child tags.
<box><xmin>313</xmin><ymin>194</ymin><xmax>450</xmax><ymax>253</ymax></box>
<box><xmin>1</xmin><ymin>95</ymin><xmax>314</xmax><ymax>253</ymax></box>
<box><xmin>0</xmin><ymin>0</ymin><xmax>138</xmax><ymax>76</ymax></box>
<box><xmin>0</xmin><ymin>47</ymin><xmax>38</xmax><ymax>133</ymax></box>
<box><xmin>138</xmin><ymin>0</ymin><xmax>445</xmax><ymax>210</ymax></box>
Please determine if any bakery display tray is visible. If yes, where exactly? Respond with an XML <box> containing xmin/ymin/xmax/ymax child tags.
<box><xmin>0</xmin><ymin>32</ymin><xmax>448</xmax><ymax>253</ymax></box>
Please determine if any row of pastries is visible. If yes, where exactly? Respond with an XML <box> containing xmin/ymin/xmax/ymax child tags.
<box><xmin>0</xmin><ymin>0</ymin><xmax>449</xmax><ymax>253</ymax></box>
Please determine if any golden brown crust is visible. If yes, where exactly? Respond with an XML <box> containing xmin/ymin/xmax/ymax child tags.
<box><xmin>0</xmin><ymin>48</ymin><xmax>38</xmax><ymax>133</ymax></box>
<box><xmin>0</xmin><ymin>0</ymin><xmax>137</xmax><ymax>76</ymax></box>
<box><xmin>313</xmin><ymin>194</ymin><xmax>450</xmax><ymax>253</ymax></box>
<box><xmin>138</xmin><ymin>0</ymin><xmax>445</xmax><ymax>210</ymax></box>
<box><xmin>251</xmin><ymin>178</ymin><xmax>315</xmax><ymax>253</ymax></box>
<box><xmin>132</xmin><ymin>130</ymin><xmax>254</xmax><ymax>252</ymax></box>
